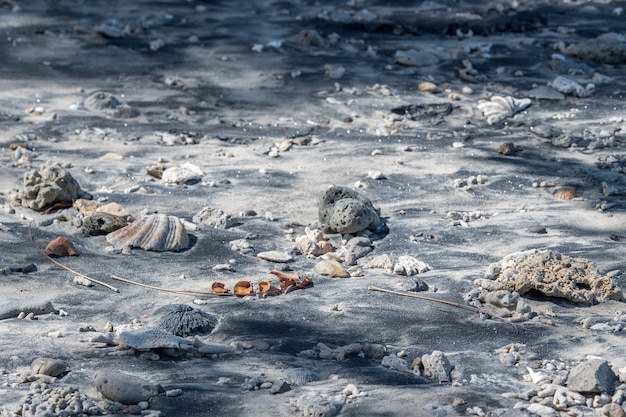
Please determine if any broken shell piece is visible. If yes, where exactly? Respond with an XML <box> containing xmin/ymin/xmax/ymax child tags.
<box><xmin>106</xmin><ymin>214</ymin><xmax>190</xmax><ymax>252</ymax></box>
<box><xmin>161</xmin><ymin>162</ymin><xmax>204</xmax><ymax>185</ymax></box>
<box><xmin>45</xmin><ymin>237</ymin><xmax>79</xmax><ymax>257</ymax></box>
<box><xmin>295</xmin><ymin>227</ymin><xmax>333</xmax><ymax>256</ymax></box>
<box><xmin>477</xmin><ymin>96</ymin><xmax>532</xmax><ymax>125</ymax></box>
<box><xmin>393</xmin><ymin>255</ymin><xmax>431</xmax><ymax>275</ymax></box>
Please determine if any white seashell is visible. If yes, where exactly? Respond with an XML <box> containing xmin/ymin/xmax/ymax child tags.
<box><xmin>393</xmin><ymin>255</ymin><xmax>431</xmax><ymax>276</ymax></box>
<box><xmin>477</xmin><ymin>95</ymin><xmax>532</xmax><ymax>125</ymax></box>
<box><xmin>106</xmin><ymin>214</ymin><xmax>190</xmax><ymax>252</ymax></box>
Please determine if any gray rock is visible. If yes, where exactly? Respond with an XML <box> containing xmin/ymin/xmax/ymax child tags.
<box><xmin>567</xmin><ymin>359</ymin><xmax>617</xmax><ymax>394</ymax></box>
<box><xmin>31</xmin><ymin>357</ymin><xmax>67</xmax><ymax>377</ymax></box>
<box><xmin>285</xmin><ymin>368</ymin><xmax>320</xmax><ymax>385</ymax></box>
<box><xmin>81</xmin><ymin>212</ymin><xmax>128</xmax><ymax>236</ymax></box>
<box><xmin>22</xmin><ymin>161</ymin><xmax>92</xmax><ymax>211</ymax></box>
<box><xmin>93</xmin><ymin>370</ymin><xmax>159</xmax><ymax>405</ymax></box>
<box><xmin>269</xmin><ymin>379</ymin><xmax>291</xmax><ymax>394</ymax></box>
<box><xmin>117</xmin><ymin>327</ymin><xmax>192</xmax><ymax>350</ymax></box>
<box><xmin>319</xmin><ymin>186</ymin><xmax>382</xmax><ymax>235</ymax></box>
<box><xmin>343</xmin><ymin>236</ymin><xmax>373</xmax><ymax>265</ymax></box>
<box><xmin>83</xmin><ymin>91</ymin><xmax>121</xmax><ymax>110</ymax></box>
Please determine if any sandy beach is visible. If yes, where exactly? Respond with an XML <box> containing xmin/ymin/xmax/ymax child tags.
<box><xmin>1</xmin><ymin>1</ymin><xmax>626</xmax><ymax>416</ymax></box>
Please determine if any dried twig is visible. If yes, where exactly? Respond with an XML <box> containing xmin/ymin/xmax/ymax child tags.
<box><xmin>111</xmin><ymin>274</ymin><xmax>233</xmax><ymax>296</ymax></box>
<box><xmin>367</xmin><ymin>285</ymin><xmax>519</xmax><ymax>334</ymax></box>
<box><xmin>29</xmin><ymin>225</ymin><xmax>120</xmax><ymax>293</ymax></box>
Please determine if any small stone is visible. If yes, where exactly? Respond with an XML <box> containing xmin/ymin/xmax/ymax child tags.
<box><xmin>269</xmin><ymin>380</ymin><xmax>291</xmax><ymax>394</ymax></box>
<box><xmin>31</xmin><ymin>357</ymin><xmax>67</xmax><ymax>377</ymax></box>
<box><xmin>526</xmin><ymin>226</ymin><xmax>547</xmax><ymax>234</ymax></box>
<box><xmin>418</xmin><ymin>81</ymin><xmax>440</xmax><ymax>93</ymax></box>
<box><xmin>314</xmin><ymin>259</ymin><xmax>349</xmax><ymax>278</ymax></box>
<box><xmin>394</xmin><ymin>49</ymin><xmax>440</xmax><ymax>67</ymax></box>
<box><xmin>165</xmin><ymin>389</ymin><xmax>183</xmax><ymax>397</ymax></box>
<box><xmin>568</xmin><ymin>359</ymin><xmax>617</xmax><ymax>394</ymax></box>
<box><xmin>602</xmin><ymin>403</ymin><xmax>626</xmax><ymax>417</ymax></box>
<box><xmin>498</xmin><ymin>142</ymin><xmax>519</xmax><ymax>155</ymax></box>
<box><xmin>256</xmin><ymin>251</ymin><xmax>293</xmax><ymax>263</ymax></box>
<box><xmin>93</xmin><ymin>370</ymin><xmax>159</xmax><ymax>405</ymax></box>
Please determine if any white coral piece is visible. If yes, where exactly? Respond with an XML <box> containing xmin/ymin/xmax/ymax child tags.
<box><xmin>477</xmin><ymin>95</ymin><xmax>532</xmax><ymax>125</ymax></box>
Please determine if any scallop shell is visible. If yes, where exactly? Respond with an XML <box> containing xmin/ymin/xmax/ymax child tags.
<box><xmin>106</xmin><ymin>214</ymin><xmax>190</xmax><ymax>252</ymax></box>
<box><xmin>477</xmin><ymin>95</ymin><xmax>532</xmax><ymax>125</ymax></box>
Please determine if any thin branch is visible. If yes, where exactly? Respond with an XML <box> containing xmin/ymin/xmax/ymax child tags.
<box><xmin>111</xmin><ymin>274</ymin><xmax>233</xmax><ymax>296</ymax></box>
<box><xmin>29</xmin><ymin>224</ymin><xmax>120</xmax><ymax>293</ymax></box>
<box><xmin>367</xmin><ymin>285</ymin><xmax>519</xmax><ymax>334</ymax></box>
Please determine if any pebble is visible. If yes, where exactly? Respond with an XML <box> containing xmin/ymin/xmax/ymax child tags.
<box><xmin>165</xmin><ymin>388</ymin><xmax>183</xmax><ymax>397</ymax></box>
<box><xmin>418</xmin><ymin>81</ymin><xmax>440</xmax><ymax>93</ymax></box>
<box><xmin>256</xmin><ymin>251</ymin><xmax>293</xmax><ymax>263</ymax></box>
<box><xmin>567</xmin><ymin>359</ymin><xmax>617</xmax><ymax>394</ymax></box>
<box><xmin>31</xmin><ymin>357</ymin><xmax>67</xmax><ymax>377</ymax></box>
<box><xmin>526</xmin><ymin>226</ymin><xmax>547</xmax><ymax>234</ymax></box>
<box><xmin>93</xmin><ymin>370</ymin><xmax>159</xmax><ymax>405</ymax></box>
<box><xmin>314</xmin><ymin>259</ymin><xmax>349</xmax><ymax>278</ymax></box>
<box><xmin>394</xmin><ymin>49</ymin><xmax>440</xmax><ymax>67</ymax></box>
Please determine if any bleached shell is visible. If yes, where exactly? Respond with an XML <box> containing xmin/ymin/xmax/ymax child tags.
<box><xmin>477</xmin><ymin>95</ymin><xmax>532</xmax><ymax>125</ymax></box>
<box><xmin>117</xmin><ymin>327</ymin><xmax>191</xmax><ymax>350</ymax></box>
<box><xmin>106</xmin><ymin>214</ymin><xmax>190</xmax><ymax>252</ymax></box>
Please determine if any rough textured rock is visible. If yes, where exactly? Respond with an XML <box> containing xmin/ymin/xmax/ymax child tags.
<box><xmin>83</xmin><ymin>91</ymin><xmax>121</xmax><ymax>110</ymax></box>
<box><xmin>561</xmin><ymin>32</ymin><xmax>626</xmax><ymax>64</ymax></box>
<box><xmin>0</xmin><ymin>297</ymin><xmax>56</xmax><ymax>320</ymax></box>
<box><xmin>421</xmin><ymin>350</ymin><xmax>453</xmax><ymax>383</ymax></box>
<box><xmin>21</xmin><ymin>161</ymin><xmax>92</xmax><ymax>211</ymax></box>
<box><xmin>153</xmin><ymin>304</ymin><xmax>218</xmax><ymax>337</ymax></box>
<box><xmin>193</xmin><ymin>207</ymin><xmax>239</xmax><ymax>229</ymax></box>
<box><xmin>485</xmin><ymin>249</ymin><xmax>623</xmax><ymax>304</ymax></box>
<box><xmin>319</xmin><ymin>186</ymin><xmax>382</xmax><ymax>235</ymax></box>
<box><xmin>93</xmin><ymin>370</ymin><xmax>159</xmax><ymax>405</ymax></box>
<box><xmin>81</xmin><ymin>212</ymin><xmax>128</xmax><ymax>236</ymax></box>
<box><xmin>567</xmin><ymin>359</ymin><xmax>617</xmax><ymax>394</ymax></box>
<box><xmin>342</xmin><ymin>236</ymin><xmax>373</xmax><ymax>265</ymax></box>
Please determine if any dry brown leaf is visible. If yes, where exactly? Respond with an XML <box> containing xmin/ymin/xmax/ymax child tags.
<box><xmin>258</xmin><ymin>281</ymin><xmax>272</xmax><ymax>293</ymax></box>
<box><xmin>296</xmin><ymin>277</ymin><xmax>313</xmax><ymax>289</ymax></box>
<box><xmin>270</xmin><ymin>270</ymin><xmax>300</xmax><ymax>282</ymax></box>
<box><xmin>280</xmin><ymin>279</ymin><xmax>296</xmax><ymax>292</ymax></box>
<box><xmin>234</xmin><ymin>281</ymin><xmax>253</xmax><ymax>296</ymax></box>
<box><xmin>211</xmin><ymin>282</ymin><xmax>230</xmax><ymax>294</ymax></box>
<box><xmin>45</xmin><ymin>237</ymin><xmax>79</xmax><ymax>257</ymax></box>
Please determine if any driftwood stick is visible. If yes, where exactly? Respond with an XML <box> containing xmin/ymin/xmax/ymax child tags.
<box><xmin>367</xmin><ymin>285</ymin><xmax>519</xmax><ymax>334</ymax></box>
<box><xmin>29</xmin><ymin>225</ymin><xmax>120</xmax><ymax>293</ymax></box>
<box><xmin>111</xmin><ymin>274</ymin><xmax>233</xmax><ymax>296</ymax></box>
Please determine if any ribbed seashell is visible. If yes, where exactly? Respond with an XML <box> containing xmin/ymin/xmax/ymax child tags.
<box><xmin>477</xmin><ymin>95</ymin><xmax>531</xmax><ymax>125</ymax></box>
<box><xmin>106</xmin><ymin>214</ymin><xmax>190</xmax><ymax>252</ymax></box>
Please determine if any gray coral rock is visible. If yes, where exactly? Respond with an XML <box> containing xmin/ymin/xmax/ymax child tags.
<box><xmin>319</xmin><ymin>186</ymin><xmax>382</xmax><ymax>234</ymax></box>
<box><xmin>422</xmin><ymin>350</ymin><xmax>453</xmax><ymax>383</ymax></box>
<box><xmin>22</xmin><ymin>161</ymin><xmax>92</xmax><ymax>211</ymax></box>
<box><xmin>485</xmin><ymin>249</ymin><xmax>623</xmax><ymax>304</ymax></box>
<box><xmin>153</xmin><ymin>304</ymin><xmax>218</xmax><ymax>337</ymax></box>
<box><xmin>117</xmin><ymin>327</ymin><xmax>192</xmax><ymax>350</ymax></box>
<box><xmin>93</xmin><ymin>370</ymin><xmax>159</xmax><ymax>405</ymax></box>
<box><xmin>81</xmin><ymin>212</ymin><xmax>128</xmax><ymax>236</ymax></box>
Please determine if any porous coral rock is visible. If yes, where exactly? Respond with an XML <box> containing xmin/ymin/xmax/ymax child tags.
<box><xmin>485</xmin><ymin>249</ymin><xmax>623</xmax><ymax>304</ymax></box>
<box><xmin>21</xmin><ymin>161</ymin><xmax>92</xmax><ymax>211</ymax></box>
<box><xmin>319</xmin><ymin>186</ymin><xmax>382</xmax><ymax>234</ymax></box>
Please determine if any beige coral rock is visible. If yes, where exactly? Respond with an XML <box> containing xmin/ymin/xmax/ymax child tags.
<box><xmin>485</xmin><ymin>249</ymin><xmax>623</xmax><ymax>304</ymax></box>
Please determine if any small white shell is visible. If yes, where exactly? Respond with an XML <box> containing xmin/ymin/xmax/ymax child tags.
<box><xmin>106</xmin><ymin>214</ymin><xmax>190</xmax><ymax>252</ymax></box>
<box><xmin>477</xmin><ymin>95</ymin><xmax>532</xmax><ymax>125</ymax></box>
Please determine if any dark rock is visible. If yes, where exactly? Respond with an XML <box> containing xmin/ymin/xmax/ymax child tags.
<box><xmin>269</xmin><ymin>379</ymin><xmax>291</xmax><ymax>394</ymax></box>
<box><xmin>81</xmin><ymin>212</ymin><xmax>128</xmax><ymax>236</ymax></box>
<box><xmin>567</xmin><ymin>359</ymin><xmax>617</xmax><ymax>394</ymax></box>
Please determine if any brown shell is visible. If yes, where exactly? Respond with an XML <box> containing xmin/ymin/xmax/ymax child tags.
<box><xmin>105</xmin><ymin>214</ymin><xmax>189</xmax><ymax>252</ymax></box>
<box><xmin>45</xmin><ymin>237</ymin><xmax>79</xmax><ymax>257</ymax></box>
